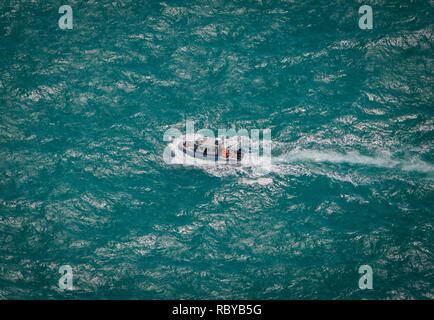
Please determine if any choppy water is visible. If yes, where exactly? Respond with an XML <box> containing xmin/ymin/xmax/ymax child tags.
<box><xmin>0</xmin><ymin>1</ymin><xmax>433</xmax><ymax>299</ymax></box>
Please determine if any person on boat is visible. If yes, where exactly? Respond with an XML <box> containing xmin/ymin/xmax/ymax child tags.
<box><xmin>223</xmin><ymin>148</ymin><xmax>229</xmax><ymax>158</ymax></box>
<box><xmin>237</xmin><ymin>148</ymin><xmax>242</xmax><ymax>162</ymax></box>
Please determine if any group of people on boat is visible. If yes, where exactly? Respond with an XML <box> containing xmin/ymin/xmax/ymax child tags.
<box><xmin>181</xmin><ymin>138</ymin><xmax>242</xmax><ymax>162</ymax></box>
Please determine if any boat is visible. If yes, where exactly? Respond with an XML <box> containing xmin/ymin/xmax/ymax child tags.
<box><xmin>178</xmin><ymin>136</ymin><xmax>243</xmax><ymax>163</ymax></box>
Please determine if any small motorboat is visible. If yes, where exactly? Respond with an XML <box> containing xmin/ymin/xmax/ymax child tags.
<box><xmin>178</xmin><ymin>136</ymin><xmax>243</xmax><ymax>163</ymax></box>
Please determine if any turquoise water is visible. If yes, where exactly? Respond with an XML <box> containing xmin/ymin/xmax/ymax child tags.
<box><xmin>0</xmin><ymin>0</ymin><xmax>433</xmax><ymax>299</ymax></box>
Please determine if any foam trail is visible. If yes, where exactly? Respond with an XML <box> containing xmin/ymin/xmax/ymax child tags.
<box><xmin>401</xmin><ymin>159</ymin><xmax>434</xmax><ymax>173</ymax></box>
<box><xmin>281</xmin><ymin>149</ymin><xmax>398</xmax><ymax>167</ymax></box>
<box><xmin>278</xmin><ymin>149</ymin><xmax>434</xmax><ymax>174</ymax></box>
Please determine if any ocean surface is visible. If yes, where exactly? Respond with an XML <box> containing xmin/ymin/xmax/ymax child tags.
<box><xmin>0</xmin><ymin>0</ymin><xmax>433</xmax><ymax>299</ymax></box>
